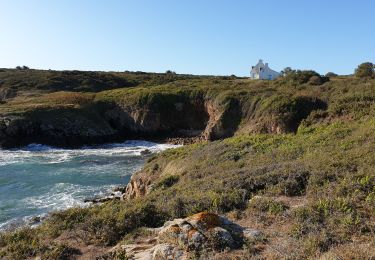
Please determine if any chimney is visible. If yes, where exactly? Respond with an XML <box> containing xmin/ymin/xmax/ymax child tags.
<box><xmin>265</xmin><ymin>63</ymin><xmax>269</xmax><ymax>68</ymax></box>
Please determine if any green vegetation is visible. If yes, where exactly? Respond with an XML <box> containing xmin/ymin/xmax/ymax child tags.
<box><xmin>0</xmin><ymin>68</ymin><xmax>207</xmax><ymax>93</ymax></box>
<box><xmin>0</xmin><ymin>66</ymin><xmax>375</xmax><ymax>258</ymax></box>
<box><xmin>280</xmin><ymin>69</ymin><xmax>329</xmax><ymax>85</ymax></box>
<box><xmin>2</xmin><ymin>118</ymin><xmax>374</xmax><ymax>258</ymax></box>
<box><xmin>325</xmin><ymin>72</ymin><xmax>338</xmax><ymax>78</ymax></box>
<box><xmin>355</xmin><ymin>62</ymin><xmax>374</xmax><ymax>78</ymax></box>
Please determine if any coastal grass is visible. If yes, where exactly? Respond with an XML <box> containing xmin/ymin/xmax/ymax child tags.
<box><xmin>2</xmin><ymin>70</ymin><xmax>374</xmax><ymax>136</ymax></box>
<box><xmin>1</xmin><ymin>117</ymin><xmax>374</xmax><ymax>258</ymax></box>
<box><xmin>1</xmin><ymin>70</ymin><xmax>375</xmax><ymax>258</ymax></box>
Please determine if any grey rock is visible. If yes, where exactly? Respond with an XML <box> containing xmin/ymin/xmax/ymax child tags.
<box><xmin>207</xmin><ymin>226</ymin><xmax>235</xmax><ymax>249</ymax></box>
<box><xmin>152</xmin><ymin>243</ymin><xmax>185</xmax><ymax>260</ymax></box>
<box><xmin>243</xmin><ymin>228</ymin><xmax>263</xmax><ymax>240</ymax></box>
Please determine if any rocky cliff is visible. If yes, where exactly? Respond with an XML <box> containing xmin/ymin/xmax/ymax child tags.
<box><xmin>0</xmin><ymin>69</ymin><xmax>331</xmax><ymax>148</ymax></box>
<box><xmin>0</xmin><ymin>89</ymin><xmax>325</xmax><ymax>148</ymax></box>
<box><xmin>2</xmin><ymin>70</ymin><xmax>375</xmax><ymax>260</ymax></box>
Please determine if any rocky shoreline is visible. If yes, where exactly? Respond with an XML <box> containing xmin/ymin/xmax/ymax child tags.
<box><xmin>0</xmin><ymin>141</ymin><xmax>176</xmax><ymax>233</ymax></box>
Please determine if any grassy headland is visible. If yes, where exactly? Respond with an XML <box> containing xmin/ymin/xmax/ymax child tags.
<box><xmin>0</xmin><ymin>68</ymin><xmax>374</xmax><ymax>258</ymax></box>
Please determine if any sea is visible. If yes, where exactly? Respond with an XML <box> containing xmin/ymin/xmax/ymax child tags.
<box><xmin>0</xmin><ymin>140</ymin><xmax>178</xmax><ymax>231</ymax></box>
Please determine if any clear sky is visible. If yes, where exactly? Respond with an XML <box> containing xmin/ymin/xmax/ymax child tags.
<box><xmin>0</xmin><ymin>0</ymin><xmax>374</xmax><ymax>76</ymax></box>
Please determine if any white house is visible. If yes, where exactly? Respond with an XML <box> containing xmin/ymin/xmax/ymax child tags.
<box><xmin>250</xmin><ymin>59</ymin><xmax>280</xmax><ymax>80</ymax></box>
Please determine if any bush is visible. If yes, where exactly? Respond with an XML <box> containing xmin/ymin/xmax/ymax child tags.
<box><xmin>355</xmin><ymin>62</ymin><xmax>374</xmax><ymax>78</ymax></box>
<box><xmin>273</xmin><ymin>171</ymin><xmax>310</xmax><ymax>196</ymax></box>
<box><xmin>155</xmin><ymin>175</ymin><xmax>180</xmax><ymax>189</ymax></box>
<box><xmin>325</xmin><ymin>72</ymin><xmax>338</xmax><ymax>77</ymax></box>
<box><xmin>248</xmin><ymin>197</ymin><xmax>288</xmax><ymax>215</ymax></box>
<box><xmin>309</xmin><ymin>75</ymin><xmax>325</xmax><ymax>85</ymax></box>
<box><xmin>41</xmin><ymin>244</ymin><xmax>80</xmax><ymax>260</ymax></box>
<box><xmin>281</xmin><ymin>67</ymin><xmax>294</xmax><ymax>76</ymax></box>
<box><xmin>281</xmin><ymin>70</ymin><xmax>328</xmax><ymax>85</ymax></box>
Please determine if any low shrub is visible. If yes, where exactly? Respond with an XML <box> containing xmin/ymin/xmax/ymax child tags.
<box><xmin>155</xmin><ymin>175</ymin><xmax>180</xmax><ymax>189</ymax></box>
<box><xmin>247</xmin><ymin>197</ymin><xmax>288</xmax><ymax>215</ymax></box>
<box><xmin>281</xmin><ymin>70</ymin><xmax>329</xmax><ymax>85</ymax></box>
<box><xmin>355</xmin><ymin>62</ymin><xmax>374</xmax><ymax>78</ymax></box>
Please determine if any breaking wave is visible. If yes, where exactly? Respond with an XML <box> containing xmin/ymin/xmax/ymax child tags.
<box><xmin>0</xmin><ymin>140</ymin><xmax>180</xmax><ymax>231</ymax></box>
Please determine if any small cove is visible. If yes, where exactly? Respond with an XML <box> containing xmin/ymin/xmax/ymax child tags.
<box><xmin>0</xmin><ymin>140</ymin><xmax>179</xmax><ymax>231</ymax></box>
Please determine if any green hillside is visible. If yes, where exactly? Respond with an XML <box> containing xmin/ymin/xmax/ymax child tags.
<box><xmin>0</xmin><ymin>68</ymin><xmax>374</xmax><ymax>258</ymax></box>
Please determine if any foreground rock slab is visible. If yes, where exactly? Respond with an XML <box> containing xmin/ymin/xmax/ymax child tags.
<box><xmin>110</xmin><ymin>212</ymin><xmax>262</xmax><ymax>259</ymax></box>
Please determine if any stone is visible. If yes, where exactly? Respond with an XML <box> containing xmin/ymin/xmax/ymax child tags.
<box><xmin>152</xmin><ymin>243</ymin><xmax>185</xmax><ymax>260</ymax></box>
<box><xmin>154</xmin><ymin>212</ymin><xmax>247</xmax><ymax>254</ymax></box>
<box><xmin>141</xmin><ymin>149</ymin><xmax>152</xmax><ymax>155</ymax></box>
<box><xmin>113</xmin><ymin>186</ymin><xmax>126</xmax><ymax>193</ymax></box>
<box><xmin>158</xmin><ymin>224</ymin><xmax>182</xmax><ymax>244</ymax></box>
<box><xmin>187</xmin><ymin>229</ymin><xmax>206</xmax><ymax>250</ymax></box>
<box><xmin>162</xmin><ymin>218</ymin><xmax>186</xmax><ymax>228</ymax></box>
<box><xmin>107</xmin><ymin>212</ymin><xmax>264</xmax><ymax>259</ymax></box>
<box><xmin>243</xmin><ymin>228</ymin><xmax>263</xmax><ymax>240</ymax></box>
<box><xmin>207</xmin><ymin>227</ymin><xmax>235</xmax><ymax>249</ymax></box>
<box><xmin>188</xmin><ymin>212</ymin><xmax>221</xmax><ymax>230</ymax></box>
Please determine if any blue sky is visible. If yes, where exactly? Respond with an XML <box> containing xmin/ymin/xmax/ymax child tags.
<box><xmin>0</xmin><ymin>0</ymin><xmax>374</xmax><ymax>76</ymax></box>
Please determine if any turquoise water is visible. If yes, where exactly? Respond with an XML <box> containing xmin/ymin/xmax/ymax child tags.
<box><xmin>0</xmin><ymin>141</ymin><xmax>177</xmax><ymax>230</ymax></box>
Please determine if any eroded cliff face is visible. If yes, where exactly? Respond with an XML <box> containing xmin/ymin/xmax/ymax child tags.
<box><xmin>203</xmin><ymin>99</ymin><xmax>242</xmax><ymax>140</ymax></box>
<box><xmin>120</xmin><ymin>96</ymin><xmax>327</xmax><ymax>201</ymax></box>
<box><xmin>123</xmin><ymin>174</ymin><xmax>151</xmax><ymax>200</ymax></box>
<box><xmin>104</xmin><ymin>97</ymin><xmax>243</xmax><ymax>142</ymax></box>
<box><xmin>104</xmin><ymin>98</ymin><xmax>209</xmax><ymax>137</ymax></box>
<box><xmin>0</xmin><ymin>92</ymin><xmax>326</xmax><ymax>148</ymax></box>
<box><xmin>0</xmin><ymin>112</ymin><xmax>117</xmax><ymax>148</ymax></box>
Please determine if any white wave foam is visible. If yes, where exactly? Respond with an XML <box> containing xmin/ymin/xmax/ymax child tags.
<box><xmin>0</xmin><ymin>140</ymin><xmax>180</xmax><ymax>166</ymax></box>
<box><xmin>0</xmin><ymin>183</ymin><xmax>118</xmax><ymax>231</ymax></box>
<box><xmin>22</xmin><ymin>182</ymin><xmax>116</xmax><ymax>211</ymax></box>
<box><xmin>0</xmin><ymin>213</ymin><xmax>48</xmax><ymax>231</ymax></box>
<box><xmin>0</xmin><ymin>140</ymin><xmax>181</xmax><ymax>230</ymax></box>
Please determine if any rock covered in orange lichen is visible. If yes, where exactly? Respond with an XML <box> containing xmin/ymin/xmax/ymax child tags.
<box><xmin>156</xmin><ymin>211</ymin><xmax>245</xmax><ymax>255</ymax></box>
<box><xmin>188</xmin><ymin>212</ymin><xmax>221</xmax><ymax>229</ymax></box>
<box><xmin>116</xmin><ymin>212</ymin><xmax>262</xmax><ymax>259</ymax></box>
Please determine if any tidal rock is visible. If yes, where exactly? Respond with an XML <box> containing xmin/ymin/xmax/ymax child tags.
<box><xmin>113</xmin><ymin>186</ymin><xmax>126</xmax><ymax>193</ymax></box>
<box><xmin>141</xmin><ymin>149</ymin><xmax>152</xmax><ymax>155</ymax></box>
<box><xmin>84</xmin><ymin>193</ymin><xmax>121</xmax><ymax>204</ymax></box>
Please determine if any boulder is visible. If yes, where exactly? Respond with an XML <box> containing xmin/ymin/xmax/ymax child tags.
<box><xmin>152</xmin><ymin>243</ymin><xmax>185</xmax><ymax>260</ymax></box>
<box><xmin>155</xmin><ymin>212</ymin><xmax>243</xmax><ymax>253</ymax></box>
<box><xmin>207</xmin><ymin>226</ymin><xmax>235</xmax><ymax>250</ymax></box>
<box><xmin>141</xmin><ymin>149</ymin><xmax>152</xmax><ymax>155</ymax></box>
<box><xmin>111</xmin><ymin>212</ymin><xmax>263</xmax><ymax>259</ymax></box>
<box><xmin>243</xmin><ymin>228</ymin><xmax>263</xmax><ymax>240</ymax></box>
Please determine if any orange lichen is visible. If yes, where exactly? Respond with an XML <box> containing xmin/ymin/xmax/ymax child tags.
<box><xmin>168</xmin><ymin>224</ymin><xmax>181</xmax><ymax>234</ymax></box>
<box><xmin>189</xmin><ymin>212</ymin><xmax>220</xmax><ymax>229</ymax></box>
<box><xmin>187</xmin><ymin>228</ymin><xmax>198</xmax><ymax>239</ymax></box>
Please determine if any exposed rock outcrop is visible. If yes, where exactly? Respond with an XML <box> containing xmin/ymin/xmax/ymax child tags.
<box><xmin>123</xmin><ymin>175</ymin><xmax>152</xmax><ymax>200</ymax></box>
<box><xmin>0</xmin><ymin>88</ymin><xmax>16</xmax><ymax>102</ymax></box>
<box><xmin>203</xmin><ymin>99</ymin><xmax>242</xmax><ymax>140</ymax></box>
<box><xmin>0</xmin><ymin>113</ymin><xmax>118</xmax><ymax>148</ymax></box>
<box><xmin>0</xmin><ymin>92</ymin><xmax>326</xmax><ymax>148</ymax></box>
<box><xmin>104</xmin><ymin>98</ymin><xmax>209</xmax><ymax>137</ymax></box>
<box><xmin>110</xmin><ymin>212</ymin><xmax>262</xmax><ymax>259</ymax></box>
